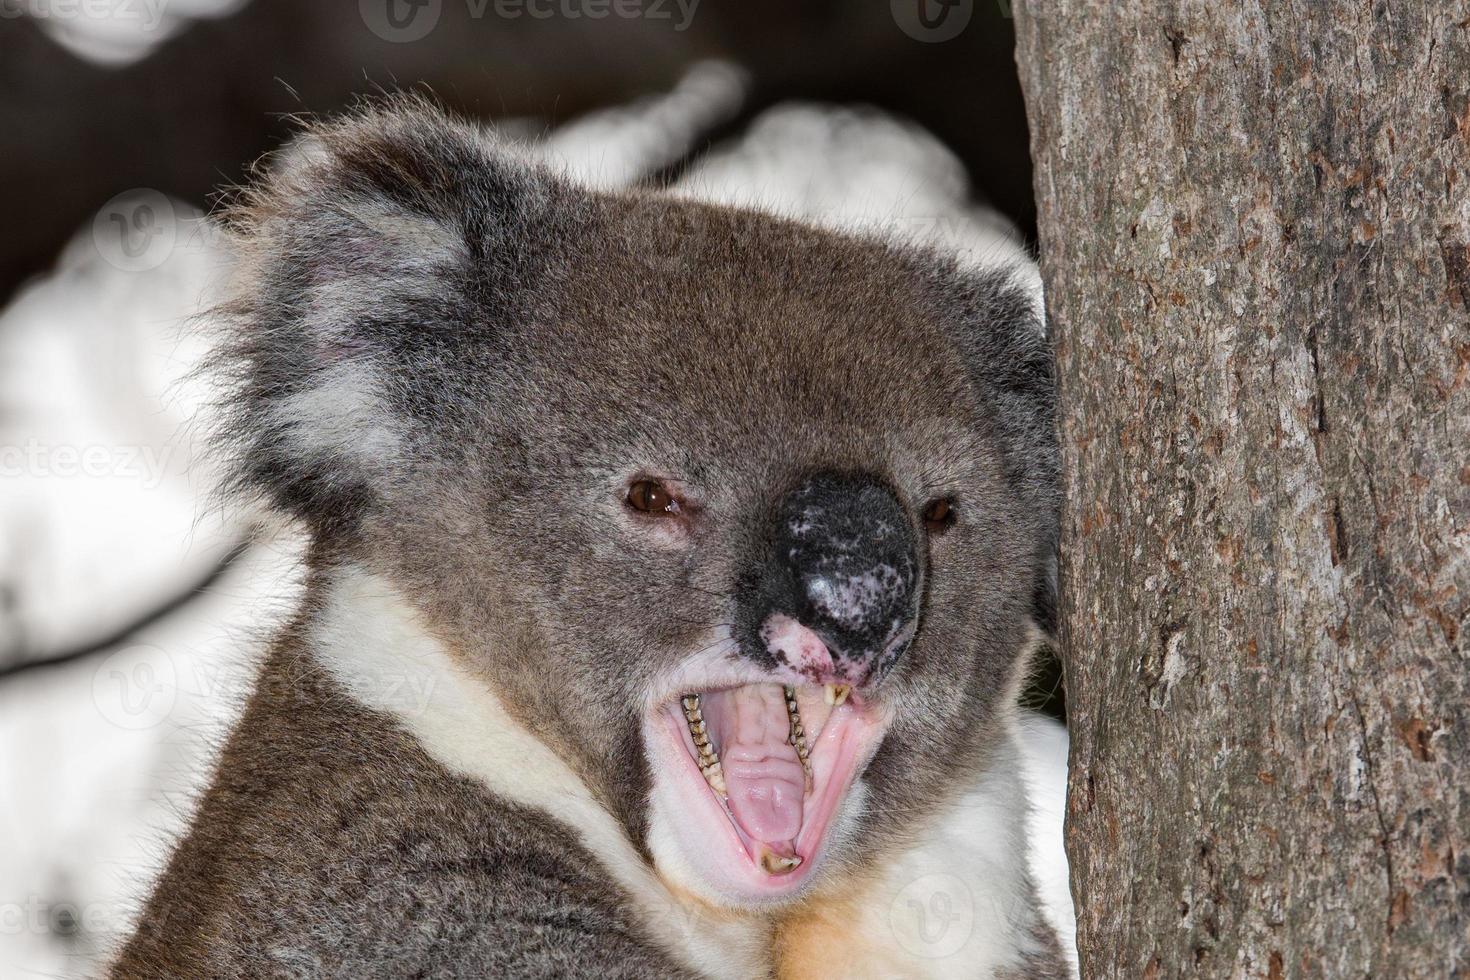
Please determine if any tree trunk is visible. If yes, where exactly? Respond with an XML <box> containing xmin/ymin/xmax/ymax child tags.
<box><xmin>1013</xmin><ymin>2</ymin><xmax>1469</xmax><ymax>977</ymax></box>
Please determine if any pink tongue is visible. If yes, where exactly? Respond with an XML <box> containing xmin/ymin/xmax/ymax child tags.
<box><xmin>701</xmin><ymin>684</ymin><xmax>806</xmax><ymax>846</ymax></box>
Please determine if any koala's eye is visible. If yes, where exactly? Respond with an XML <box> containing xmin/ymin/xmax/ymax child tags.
<box><xmin>922</xmin><ymin>497</ymin><xmax>956</xmax><ymax>534</ymax></box>
<box><xmin>627</xmin><ymin>479</ymin><xmax>679</xmax><ymax>516</ymax></box>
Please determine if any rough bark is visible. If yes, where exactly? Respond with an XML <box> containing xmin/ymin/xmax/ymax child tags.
<box><xmin>1013</xmin><ymin>2</ymin><xmax>1469</xmax><ymax>977</ymax></box>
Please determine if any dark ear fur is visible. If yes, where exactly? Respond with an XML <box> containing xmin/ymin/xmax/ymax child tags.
<box><xmin>211</xmin><ymin>96</ymin><xmax>569</xmax><ymax>541</ymax></box>
<box><xmin>926</xmin><ymin>258</ymin><xmax>1059</xmax><ymax>634</ymax></box>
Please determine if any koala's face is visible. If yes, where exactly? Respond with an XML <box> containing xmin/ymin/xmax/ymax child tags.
<box><xmin>227</xmin><ymin>102</ymin><xmax>1056</xmax><ymax>908</ymax></box>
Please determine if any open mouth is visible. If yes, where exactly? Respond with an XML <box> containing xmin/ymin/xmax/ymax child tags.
<box><xmin>655</xmin><ymin>681</ymin><xmax>885</xmax><ymax>900</ymax></box>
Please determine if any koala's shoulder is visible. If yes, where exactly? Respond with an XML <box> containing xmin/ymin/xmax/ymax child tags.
<box><xmin>113</xmin><ymin>645</ymin><xmax>693</xmax><ymax>980</ymax></box>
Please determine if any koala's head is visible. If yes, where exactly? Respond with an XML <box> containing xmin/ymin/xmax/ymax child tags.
<box><xmin>222</xmin><ymin>98</ymin><xmax>1057</xmax><ymax>908</ymax></box>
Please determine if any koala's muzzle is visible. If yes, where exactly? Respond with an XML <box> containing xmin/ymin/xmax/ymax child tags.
<box><xmin>741</xmin><ymin>471</ymin><xmax>922</xmax><ymax>687</ymax></box>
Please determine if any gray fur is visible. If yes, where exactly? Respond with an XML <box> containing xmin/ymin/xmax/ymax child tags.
<box><xmin>115</xmin><ymin>614</ymin><xmax>694</xmax><ymax>978</ymax></box>
<box><xmin>116</xmin><ymin>96</ymin><xmax>1064</xmax><ymax>978</ymax></box>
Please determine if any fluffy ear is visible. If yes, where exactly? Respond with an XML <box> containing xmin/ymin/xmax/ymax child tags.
<box><xmin>213</xmin><ymin>97</ymin><xmax>565</xmax><ymax>540</ymax></box>
<box><xmin>930</xmin><ymin>259</ymin><xmax>1060</xmax><ymax>634</ymax></box>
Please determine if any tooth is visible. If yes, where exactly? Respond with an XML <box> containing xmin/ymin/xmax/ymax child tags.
<box><xmin>824</xmin><ymin>683</ymin><xmax>836</xmax><ymax>705</ymax></box>
<box><xmin>684</xmin><ymin>694</ymin><xmax>726</xmax><ymax>797</ymax></box>
<box><xmin>701</xmin><ymin>760</ymin><xmax>727</xmax><ymax>796</ymax></box>
<box><xmin>830</xmin><ymin>684</ymin><xmax>851</xmax><ymax>707</ymax></box>
<box><xmin>783</xmin><ymin>686</ymin><xmax>814</xmax><ymax>791</ymax></box>
<box><xmin>759</xmin><ymin>849</ymin><xmax>803</xmax><ymax>875</ymax></box>
<box><xmin>700</xmin><ymin>757</ymin><xmax>727</xmax><ymax>796</ymax></box>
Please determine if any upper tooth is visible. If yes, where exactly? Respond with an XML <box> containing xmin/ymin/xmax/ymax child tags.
<box><xmin>701</xmin><ymin>760</ymin><xmax>727</xmax><ymax>796</ymax></box>
<box><xmin>825</xmin><ymin>684</ymin><xmax>851</xmax><ymax>707</ymax></box>
<box><xmin>783</xmin><ymin>686</ymin><xmax>814</xmax><ymax>790</ymax></box>
<box><xmin>684</xmin><ymin>694</ymin><xmax>726</xmax><ymax>796</ymax></box>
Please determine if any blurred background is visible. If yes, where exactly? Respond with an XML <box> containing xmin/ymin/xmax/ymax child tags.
<box><xmin>0</xmin><ymin>2</ymin><xmax>1062</xmax><ymax>976</ymax></box>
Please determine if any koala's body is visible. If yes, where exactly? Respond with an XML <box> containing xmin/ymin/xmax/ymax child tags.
<box><xmin>114</xmin><ymin>99</ymin><xmax>1069</xmax><ymax>979</ymax></box>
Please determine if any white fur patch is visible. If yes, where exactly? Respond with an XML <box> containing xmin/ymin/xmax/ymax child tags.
<box><xmin>309</xmin><ymin>566</ymin><xmax>770</xmax><ymax>980</ymax></box>
<box><xmin>1016</xmin><ymin>712</ymin><xmax>1078</xmax><ymax>976</ymax></box>
<box><xmin>272</xmin><ymin>362</ymin><xmax>401</xmax><ymax>468</ymax></box>
<box><xmin>309</xmin><ymin>565</ymin><xmax>1076</xmax><ymax>978</ymax></box>
<box><xmin>808</xmin><ymin>744</ymin><xmax>1065</xmax><ymax>979</ymax></box>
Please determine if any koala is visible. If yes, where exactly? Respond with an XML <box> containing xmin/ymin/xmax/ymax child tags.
<box><xmin>112</xmin><ymin>97</ymin><xmax>1069</xmax><ymax>979</ymax></box>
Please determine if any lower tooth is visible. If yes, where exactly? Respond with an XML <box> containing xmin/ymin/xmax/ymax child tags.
<box><xmin>759</xmin><ymin>850</ymin><xmax>803</xmax><ymax>875</ymax></box>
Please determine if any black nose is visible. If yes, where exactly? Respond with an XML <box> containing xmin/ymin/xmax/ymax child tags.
<box><xmin>739</xmin><ymin>471</ymin><xmax>922</xmax><ymax>683</ymax></box>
